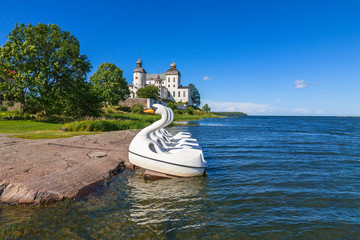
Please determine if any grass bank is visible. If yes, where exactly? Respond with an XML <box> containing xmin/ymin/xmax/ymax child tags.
<box><xmin>0</xmin><ymin>107</ymin><xmax>219</xmax><ymax>139</ymax></box>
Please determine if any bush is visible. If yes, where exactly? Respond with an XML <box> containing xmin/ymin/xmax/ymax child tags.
<box><xmin>105</xmin><ymin>112</ymin><xmax>160</xmax><ymax>123</ymax></box>
<box><xmin>5</xmin><ymin>101</ymin><xmax>14</xmax><ymax>107</ymax></box>
<box><xmin>184</xmin><ymin>106</ymin><xmax>194</xmax><ymax>115</ymax></box>
<box><xmin>194</xmin><ymin>109</ymin><xmax>204</xmax><ymax>115</ymax></box>
<box><xmin>116</xmin><ymin>106</ymin><xmax>131</xmax><ymax>112</ymax></box>
<box><xmin>174</xmin><ymin>109</ymin><xmax>183</xmax><ymax>114</ymax></box>
<box><xmin>0</xmin><ymin>106</ymin><xmax>7</xmax><ymax>112</ymax></box>
<box><xmin>105</xmin><ymin>108</ymin><xmax>116</xmax><ymax>114</ymax></box>
<box><xmin>34</xmin><ymin>113</ymin><xmax>74</xmax><ymax>123</ymax></box>
<box><xmin>131</xmin><ymin>103</ymin><xmax>144</xmax><ymax>114</ymax></box>
<box><xmin>167</xmin><ymin>102</ymin><xmax>177</xmax><ymax>110</ymax></box>
<box><xmin>64</xmin><ymin>119</ymin><xmax>150</xmax><ymax>132</ymax></box>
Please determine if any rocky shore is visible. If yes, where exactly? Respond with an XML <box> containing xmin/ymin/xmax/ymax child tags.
<box><xmin>0</xmin><ymin>130</ymin><xmax>139</xmax><ymax>204</ymax></box>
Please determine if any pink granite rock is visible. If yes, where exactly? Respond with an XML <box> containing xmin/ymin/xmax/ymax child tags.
<box><xmin>0</xmin><ymin>130</ymin><xmax>138</xmax><ymax>204</ymax></box>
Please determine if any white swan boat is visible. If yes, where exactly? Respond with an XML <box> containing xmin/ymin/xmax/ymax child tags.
<box><xmin>128</xmin><ymin>104</ymin><xmax>207</xmax><ymax>177</ymax></box>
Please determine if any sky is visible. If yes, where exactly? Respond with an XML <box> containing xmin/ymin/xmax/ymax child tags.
<box><xmin>0</xmin><ymin>0</ymin><xmax>359</xmax><ymax>116</ymax></box>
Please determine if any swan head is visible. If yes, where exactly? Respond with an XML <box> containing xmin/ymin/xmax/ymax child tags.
<box><xmin>144</xmin><ymin>104</ymin><xmax>167</xmax><ymax>115</ymax></box>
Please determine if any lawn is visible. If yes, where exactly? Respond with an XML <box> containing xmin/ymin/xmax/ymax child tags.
<box><xmin>0</xmin><ymin>120</ymin><xmax>63</xmax><ymax>133</ymax></box>
<box><xmin>12</xmin><ymin>131</ymin><xmax>99</xmax><ymax>140</ymax></box>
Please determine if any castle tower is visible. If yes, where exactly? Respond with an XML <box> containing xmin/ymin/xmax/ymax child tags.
<box><xmin>133</xmin><ymin>57</ymin><xmax>147</xmax><ymax>89</ymax></box>
<box><xmin>165</xmin><ymin>59</ymin><xmax>181</xmax><ymax>99</ymax></box>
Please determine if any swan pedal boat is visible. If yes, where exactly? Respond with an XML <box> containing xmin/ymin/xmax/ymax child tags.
<box><xmin>128</xmin><ymin>104</ymin><xmax>207</xmax><ymax>177</ymax></box>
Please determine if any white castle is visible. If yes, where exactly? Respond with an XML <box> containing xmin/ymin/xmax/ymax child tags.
<box><xmin>128</xmin><ymin>57</ymin><xmax>192</xmax><ymax>105</ymax></box>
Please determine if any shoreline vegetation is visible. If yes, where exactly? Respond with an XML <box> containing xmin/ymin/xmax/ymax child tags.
<box><xmin>213</xmin><ymin>112</ymin><xmax>248</xmax><ymax>117</ymax></box>
<box><xmin>0</xmin><ymin>106</ymin><xmax>221</xmax><ymax>139</ymax></box>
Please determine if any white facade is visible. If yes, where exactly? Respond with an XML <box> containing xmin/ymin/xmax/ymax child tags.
<box><xmin>128</xmin><ymin>58</ymin><xmax>192</xmax><ymax>105</ymax></box>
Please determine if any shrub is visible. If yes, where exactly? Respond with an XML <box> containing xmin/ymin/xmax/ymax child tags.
<box><xmin>131</xmin><ymin>103</ymin><xmax>144</xmax><ymax>114</ymax></box>
<box><xmin>116</xmin><ymin>106</ymin><xmax>131</xmax><ymax>112</ymax></box>
<box><xmin>167</xmin><ymin>102</ymin><xmax>177</xmax><ymax>110</ymax></box>
<box><xmin>106</xmin><ymin>112</ymin><xmax>160</xmax><ymax>123</ymax></box>
<box><xmin>0</xmin><ymin>106</ymin><xmax>7</xmax><ymax>112</ymax></box>
<box><xmin>64</xmin><ymin>119</ymin><xmax>150</xmax><ymax>132</ymax></box>
<box><xmin>174</xmin><ymin>109</ymin><xmax>183</xmax><ymax>114</ymax></box>
<box><xmin>5</xmin><ymin>101</ymin><xmax>14</xmax><ymax>107</ymax></box>
<box><xmin>184</xmin><ymin>106</ymin><xmax>194</xmax><ymax>115</ymax></box>
<box><xmin>105</xmin><ymin>108</ymin><xmax>116</xmax><ymax>114</ymax></box>
<box><xmin>194</xmin><ymin>109</ymin><xmax>204</xmax><ymax>115</ymax></box>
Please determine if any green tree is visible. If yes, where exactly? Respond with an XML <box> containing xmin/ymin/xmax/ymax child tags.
<box><xmin>0</xmin><ymin>23</ymin><xmax>101</xmax><ymax>117</ymax></box>
<box><xmin>202</xmin><ymin>103</ymin><xmax>211</xmax><ymax>113</ymax></box>
<box><xmin>90</xmin><ymin>62</ymin><xmax>129</xmax><ymax>107</ymax></box>
<box><xmin>137</xmin><ymin>85</ymin><xmax>160</xmax><ymax>100</ymax></box>
<box><xmin>189</xmin><ymin>83</ymin><xmax>200</xmax><ymax>107</ymax></box>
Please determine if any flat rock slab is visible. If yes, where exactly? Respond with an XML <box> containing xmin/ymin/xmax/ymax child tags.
<box><xmin>0</xmin><ymin>130</ymin><xmax>138</xmax><ymax>204</ymax></box>
<box><xmin>87</xmin><ymin>152</ymin><xmax>108</xmax><ymax>158</ymax></box>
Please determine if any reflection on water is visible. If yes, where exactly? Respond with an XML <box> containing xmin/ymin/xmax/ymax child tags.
<box><xmin>0</xmin><ymin>170</ymin><xmax>210</xmax><ymax>239</ymax></box>
<box><xmin>127</xmin><ymin>172</ymin><xmax>206</xmax><ymax>225</ymax></box>
<box><xmin>1</xmin><ymin>116</ymin><xmax>360</xmax><ymax>239</ymax></box>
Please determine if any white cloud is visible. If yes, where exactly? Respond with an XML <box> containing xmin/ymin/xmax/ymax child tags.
<box><xmin>294</xmin><ymin>79</ymin><xmax>307</xmax><ymax>89</ymax></box>
<box><xmin>315</xmin><ymin>110</ymin><xmax>325</xmax><ymax>114</ymax></box>
<box><xmin>291</xmin><ymin>108</ymin><xmax>312</xmax><ymax>114</ymax></box>
<box><xmin>202</xmin><ymin>99</ymin><xmax>275</xmax><ymax>114</ymax></box>
<box><xmin>203</xmin><ymin>76</ymin><xmax>212</xmax><ymax>81</ymax></box>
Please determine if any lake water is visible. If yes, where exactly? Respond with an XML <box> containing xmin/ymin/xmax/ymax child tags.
<box><xmin>1</xmin><ymin>116</ymin><xmax>360</xmax><ymax>239</ymax></box>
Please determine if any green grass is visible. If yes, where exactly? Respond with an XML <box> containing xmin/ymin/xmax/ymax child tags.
<box><xmin>0</xmin><ymin>119</ymin><xmax>99</xmax><ymax>139</ymax></box>
<box><xmin>11</xmin><ymin>131</ymin><xmax>99</xmax><ymax>140</ymax></box>
<box><xmin>0</xmin><ymin>119</ymin><xmax>63</xmax><ymax>133</ymax></box>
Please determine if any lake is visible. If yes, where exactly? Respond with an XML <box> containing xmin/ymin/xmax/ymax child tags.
<box><xmin>1</xmin><ymin>116</ymin><xmax>359</xmax><ymax>239</ymax></box>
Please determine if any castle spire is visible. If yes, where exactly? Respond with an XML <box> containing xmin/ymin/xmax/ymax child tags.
<box><xmin>170</xmin><ymin>58</ymin><xmax>176</xmax><ymax>68</ymax></box>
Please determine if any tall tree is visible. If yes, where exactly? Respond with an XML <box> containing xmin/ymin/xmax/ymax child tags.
<box><xmin>137</xmin><ymin>85</ymin><xmax>160</xmax><ymax>100</ymax></box>
<box><xmin>189</xmin><ymin>83</ymin><xmax>200</xmax><ymax>107</ymax></box>
<box><xmin>90</xmin><ymin>62</ymin><xmax>129</xmax><ymax>107</ymax></box>
<box><xmin>0</xmin><ymin>23</ymin><xmax>101</xmax><ymax>117</ymax></box>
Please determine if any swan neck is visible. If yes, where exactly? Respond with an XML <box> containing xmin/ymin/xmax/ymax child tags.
<box><xmin>137</xmin><ymin>111</ymin><xmax>167</xmax><ymax>136</ymax></box>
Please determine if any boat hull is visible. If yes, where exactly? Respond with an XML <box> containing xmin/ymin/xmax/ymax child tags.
<box><xmin>129</xmin><ymin>151</ymin><xmax>206</xmax><ymax>177</ymax></box>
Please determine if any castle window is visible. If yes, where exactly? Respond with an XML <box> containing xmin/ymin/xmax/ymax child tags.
<box><xmin>168</xmin><ymin>85</ymin><xmax>170</xmax><ymax>88</ymax></box>
<box><xmin>183</xmin><ymin>91</ymin><xmax>185</xmax><ymax>97</ymax></box>
<box><xmin>168</xmin><ymin>77</ymin><xmax>170</xmax><ymax>82</ymax></box>
<box><xmin>173</xmin><ymin>91</ymin><xmax>175</xmax><ymax>96</ymax></box>
<box><xmin>173</xmin><ymin>85</ymin><xmax>175</xmax><ymax>87</ymax></box>
<box><xmin>173</xmin><ymin>77</ymin><xmax>175</xmax><ymax>82</ymax></box>
<box><xmin>178</xmin><ymin>91</ymin><xmax>180</xmax><ymax>97</ymax></box>
<box><xmin>168</xmin><ymin>92</ymin><xmax>170</xmax><ymax>97</ymax></box>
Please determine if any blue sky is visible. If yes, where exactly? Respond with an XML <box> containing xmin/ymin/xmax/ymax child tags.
<box><xmin>1</xmin><ymin>0</ymin><xmax>359</xmax><ymax>115</ymax></box>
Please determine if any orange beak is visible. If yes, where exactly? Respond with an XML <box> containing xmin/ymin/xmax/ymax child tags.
<box><xmin>144</xmin><ymin>108</ymin><xmax>154</xmax><ymax>114</ymax></box>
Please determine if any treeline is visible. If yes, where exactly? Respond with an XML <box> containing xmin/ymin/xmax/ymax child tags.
<box><xmin>213</xmin><ymin>112</ymin><xmax>248</xmax><ymax>117</ymax></box>
<box><xmin>0</xmin><ymin>23</ymin><xmax>202</xmax><ymax>119</ymax></box>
